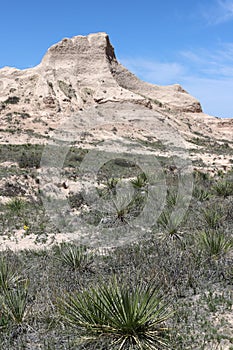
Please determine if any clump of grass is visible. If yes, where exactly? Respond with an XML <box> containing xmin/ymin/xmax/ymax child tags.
<box><xmin>0</xmin><ymin>258</ymin><xmax>29</xmax><ymax>326</ymax></box>
<box><xmin>58</xmin><ymin>278</ymin><xmax>172</xmax><ymax>349</ymax></box>
<box><xmin>193</xmin><ymin>186</ymin><xmax>210</xmax><ymax>202</ymax></box>
<box><xmin>165</xmin><ymin>189</ymin><xmax>178</xmax><ymax>208</ymax></box>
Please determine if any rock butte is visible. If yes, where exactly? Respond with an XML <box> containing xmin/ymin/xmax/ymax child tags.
<box><xmin>0</xmin><ymin>32</ymin><xmax>232</xmax><ymax>150</ymax></box>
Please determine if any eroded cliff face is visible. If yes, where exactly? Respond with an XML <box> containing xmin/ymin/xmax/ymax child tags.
<box><xmin>0</xmin><ymin>32</ymin><xmax>201</xmax><ymax>114</ymax></box>
<box><xmin>0</xmin><ymin>32</ymin><xmax>232</xmax><ymax>146</ymax></box>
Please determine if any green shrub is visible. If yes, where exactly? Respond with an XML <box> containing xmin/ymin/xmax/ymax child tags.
<box><xmin>18</xmin><ymin>151</ymin><xmax>41</xmax><ymax>168</ymax></box>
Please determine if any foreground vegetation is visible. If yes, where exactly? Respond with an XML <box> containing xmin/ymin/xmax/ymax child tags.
<box><xmin>0</xmin><ymin>143</ymin><xmax>232</xmax><ymax>349</ymax></box>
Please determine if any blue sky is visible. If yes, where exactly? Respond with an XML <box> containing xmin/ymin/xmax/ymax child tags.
<box><xmin>0</xmin><ymin>0</ymin><xmax>233</xmax><ymax>118</ymax></box>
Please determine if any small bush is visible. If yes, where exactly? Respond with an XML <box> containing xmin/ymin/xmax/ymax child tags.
<box><xmin>18</xmin><ymin>151</ymin><xmax>41</xmax><ymax>168</ymax></box>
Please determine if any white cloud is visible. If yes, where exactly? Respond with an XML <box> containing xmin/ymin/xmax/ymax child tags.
<box><xmin>201</xmin><ymin>0</ymin><xmax>233</xmax><ymax>25</ymax></box>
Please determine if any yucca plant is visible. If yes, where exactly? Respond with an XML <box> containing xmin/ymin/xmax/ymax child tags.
<box><xmin>193</xmin><ymin>186</ymin><xmax>210</xmax><ymax>202</ymax></box>
<box><xmin>101</xmin><ymin>177</ymin><xmax>119</xmax><ymax>197</ymax></box>
<box><xmin>212</xmin><ymin>180</ymin><xmax>233</xmax><ymax>198</ymax></box>
<box><xmin>197</xmin><ymin>230</ymin><xmax>233</xmax><ymax>259</ymax></box>
<box><xmin>165</xmin><ymin>190</ymin><xmax>177</xmax><ymax>208</ymax></box>
<box><xmin>58</xmin><ymin>279</ymin><xmax>172</xmax><ymax>349</ymax></box>
<box><xmin>0</xmin><ymin>257</ymin><xmax>22</xmax><ymax>290</ymax></box>
<box><xmin>2</xmin><ymin>279</ymin><xmax>29</xmax><ymax>324</ymax></box>
<box><xmin>131</xmin><ymin>173</ymin><xmax>148</xmax><ymax>192</ymax></box>
<box><xmin>56</xmin><ymin>243</ymin><xmax>93</xmax><ymax>271</ymax></box>
<box><xmin>6</xmin><ymin>197</ymin><xmax>26</xmax><ymax>216</ymax></box>
<box><xmin>158</xmin><ymin>211</ymin><xmax>181</xmax><ymax>239</ymax></box>
<box><xmin>201</xmin><ymin>205</ymin><xmax>225</xmax><ymax>229</ymax></box>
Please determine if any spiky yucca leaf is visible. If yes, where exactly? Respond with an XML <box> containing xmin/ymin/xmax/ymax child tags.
<box><xmin>56</xmin><ymin>243</ymin><xmax>93</xmax><ymax>271</ymax></box>
<box><xmin>198</xmin><ymin>230</ymin><xmax>233</xmax><ymax>259</ymax></box>
<box><xmin>158</xmin><ymin>211</ymin><xmax>181</xmax><ymax>239</ymax></box>
<box><xmin>0</xmin><ymin>257</ymin><xmax>22</xmax><ymax>290</ymax></box>
<box><xmin>201</xmin><ymin>205</ymin><xmax>225</xmax><ymax>229</ymax></box>
<box><xmin>212</xmin><ymin>180</ymin><xmax>233</xmax><ymax>198</ymax></box>
<box><xmin>58</xmin><ymin>279</ymin><xmax>172</xmax><ymax>349</ymax></box>
<box><xmin>131</xmin><ymin>173</ymin><xmax>148</xmax><ymax>191</ymax></box>
<box><xmin>2</xmin><ymin>279</ymin><xmax>29</xmax><ymax>324</ymax></box>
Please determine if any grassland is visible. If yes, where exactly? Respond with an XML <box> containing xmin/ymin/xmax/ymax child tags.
<box><xmin>0</xmin><ymin>143</ymin><xmax>232</xmax><ymax>349</ymax></box>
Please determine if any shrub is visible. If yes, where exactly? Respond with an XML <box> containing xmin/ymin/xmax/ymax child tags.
<box><xmin>18</xmin><ymin>151</ymin><xmax>41</xmax><ymax>168</ymax></box>
<box><xmin>68</xmin><ymin>192</ymin><xmax>84</xmax><ymax>209</ymax></box>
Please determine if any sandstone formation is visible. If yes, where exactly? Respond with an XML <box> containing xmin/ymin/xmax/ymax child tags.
<box><xmin>0</xmin><ymin>32</ymin><xmax>232</xmax><ymax>169</ymax></box>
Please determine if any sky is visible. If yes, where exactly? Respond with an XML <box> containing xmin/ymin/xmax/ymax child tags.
<box><xmin>0</xmin><ymin>0</ymin><xmax>233</xmax><ymax>118</ymax></box>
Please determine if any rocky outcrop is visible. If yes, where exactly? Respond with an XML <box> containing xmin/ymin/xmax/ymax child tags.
<box><xmin>0</xmin><ymin>32</ymin><xmax>201</xmax><ymax>115</ymax></box>
<box><xmin>0</xmin><ymin>32</ymin><xmax>232</xmax><ymax>144</ymax></box>
<box><xmin>110</xmin><ymin>60</ymin><xmax>202</xmax><ymax>113</ymax></box>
